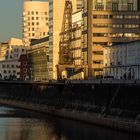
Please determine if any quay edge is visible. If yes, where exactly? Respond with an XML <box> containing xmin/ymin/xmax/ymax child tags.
<box><xmin>0</xmin><ymin>99</ymin><xmax>140</xmax><ymax>134</ymax></box>
<box><xmin>0</xmin><ymin>80</ymin><xmax>140</xmax><ymax>134</ymax></box>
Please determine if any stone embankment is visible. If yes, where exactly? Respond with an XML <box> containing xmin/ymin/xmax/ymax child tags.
<box><xmin>0</xmin><ymin>99</ymin><xmax>140</xmax><ymax>134</ymax></box>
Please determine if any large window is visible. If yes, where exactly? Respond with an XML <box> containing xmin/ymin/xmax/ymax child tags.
<box><xmin>112</xmin><ymin>3</ymin><xmax>118</xmax><ymax>11</ymax></box>
<box><xmin>128</xmin><ymin>3</ymin><xmax>134</xmax><ymax>11</ymax></box>
<box><xmin>93</xmin><ymin>0</ymin><xmax>138</xmax><ymax>11</ymax></box>
<box><xmin>95</xmin><ymin>2</ymin><xmax>104</xmax><ymax>10</ymax></box>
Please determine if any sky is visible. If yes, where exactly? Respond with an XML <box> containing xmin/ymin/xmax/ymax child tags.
<box><xmin>0</xmin><ymin>0</ymin><xmax>48</xmax><ymax>42</ymax></box>
<box><xmin>0</xmin><ymin>0</ymin><xmax>23</xmax><ymax>42</ymax></box>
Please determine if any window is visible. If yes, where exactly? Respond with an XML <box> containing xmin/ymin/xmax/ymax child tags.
<box><xmin>93</xmin><ymin>60</ymin><xmax>103</xmax><ymax>64</ymax></box>
<box><xmin>4</xmin><ymin>70</ymin><xmax>7</xmax><ymax>74</ymax></box>
<box><xmin>128</xmin><ymin>3</ymin><xmax>134</xmax><ymax>11</ymax></box>
<box><xmin>47</xmin><ymin>55</ymin><xmax>49</xmax><ymax>62</ymax></box>
<box><xmin>112</xmin><ymin>3</ymin><xmax>118</xmax><ymax>11</ymax></box>
<box><xmin>93</xmin><ymin>51</ymin><xmax>103</xmax><ymax>55</ymax></box>
<box><xmin>23</xmin><ymin>62</ymin><xmax>27</xmax><ymax>66</ymax></box>
<box><xmin>95</xmin><ymin>2</ymin><xmax>104</xmax><ymax>10</ymax></box>
<box><xmin>23</xmin><ymin>68</ymin><xmax>27</xmax><ymax>73</ymax></box>
<box><xmin>11</xmin><ymin>65</ymin><xmax>14</xmax><ymax>68</ymax></box>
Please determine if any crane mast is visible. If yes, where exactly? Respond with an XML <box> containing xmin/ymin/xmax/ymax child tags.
<box><xmin>59</xmin><ymin>0</ymin><xmax>73</xmax><ymax>65</ymax></box>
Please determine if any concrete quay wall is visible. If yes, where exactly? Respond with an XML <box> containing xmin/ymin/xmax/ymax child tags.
<box><xmin>0</xmin><ymin>99</ymin><xmax>140</xmax><ymax>134</ymax></box>
<box><xmin>0</xmin><ymin>81</ymin><xmax>140</xmax><ymax>134</ymax></box>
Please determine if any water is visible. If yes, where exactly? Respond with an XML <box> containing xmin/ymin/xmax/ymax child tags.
<box><xmin>0</xmin><ymin>106</ymin><xmax>140</xmax><ymax>140</ymax></box>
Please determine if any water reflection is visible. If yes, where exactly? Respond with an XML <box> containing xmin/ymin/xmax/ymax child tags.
<box><xmin>0</xmin><ymin>106</ymin><xmax>139</xmax><ymax>140</ymax></box>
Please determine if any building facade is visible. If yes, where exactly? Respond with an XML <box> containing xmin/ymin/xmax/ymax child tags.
<box><xmin>0</xmin><ymin>42</ymin><xmax>9</xmax><ymax>61</ymax></box>
<box><xmin>49</xmin><ymin>0</ymin><xmax>82</xmax><ymax>80</ymax></box>
<box><xmin>82</xmin><ymin>0</ymin><xmax>140</xmax><ymax>78</ymax></box>
<box><xmin>18</xmin><ymin>54</ymin><xmax>28</xmax><ymax>81</ymax></box>
<box><xmin>0</xmin><ymin>38</ymin><xmax>27</xmax><ymax>80</ymax></box>
<box><xmin>72</xmin><ymin>10</ymin><xmax>82</xmax><ymax>66</ymax></box>
<box><xmin>104</xmin><ymin>41</ymin><xmax>140</xmax><ymax>79</ymax></box>
<box><xmin>27</xmin><ymin>37</ymin><xmax>49</xmax><ymax>81</ymax></box>
<box><xmin>58</xmin><ymin>5</ymin><xmax>84</xmax><ymax>79</ymax></box>
<box><xmin>23</xmin><ymin>1</ymin><xmax>49</xmax><ymax>47</ymax></box>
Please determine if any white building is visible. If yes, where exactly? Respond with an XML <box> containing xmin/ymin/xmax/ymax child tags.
<box><xmin>23</xmin><ymin>1</ymin><xmax>49</xmax><ymax>47</ymax></box>
<box><xmin>104</xmin><ymin>41</ymin><xmax>140</xmax><ymax>79</ymax></box>
<box><xmin>49</xmin><ymin>0</ymin><xmax>82</xmax><ymax>80</ymax></box>
<box><xmin>0</xmin><ymin>38</ymin><xmax>27</xmax><ymax>80</ymax></box>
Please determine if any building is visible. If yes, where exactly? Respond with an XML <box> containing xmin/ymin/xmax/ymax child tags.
<box><xmin>72</xmin><ymin>10</ymin><xmax>82</xmax><ymax>66</ymax></box>
<box><xmin>0</xmin><ymin>42</ymin><xmax>9</xmax><ymax>61</ymax></box>
<box><xmin>49</xmin><ymin>0</ymin><xmax>82</xmax><ymax>80</ymax></box>
<box><xmin>60</xmin><ymin>10</ymin><xmax>84</xmax><ymax>79</ymax></box>
<box><xmin>0</xmin><ymin>38</ymin><xmax>27</xmax><ymax>80</ymax></box>
<box><xmin>18</xmin><ymin>54</ymin><xmax>28</xmax><ymax>80</ymax></box>
<box><xmin>82</xmin><ymin>0</ymin><xmax>140</xmax><ymax>78</ymax></box>
<box><xmin>0</xmin><ymin>38</ymin><xmax>23</xmax><ymax>61</ymax></box>
<box><xmin>23</xmin><ymin>0</ymin><xmax>49</xmax><ymax>47</ymax></box>
<box><xmin>58</xmin><ymin>1</ymin><xmax>84</xmax><ymax>79</ymax></box>
<box><xmin>71</xmin><ymin>10</ymin><xmax>86</xmax><ymax>79</ymax></box>
<box><xmin>27</xmin><ymin>37</ymin><xmax>49</xmax><ymax>81</ymax></box>
<box><xmin>76</xmin><ymin>0</ymin><xmax>83</xmax><ymax>10</ymax></box>
<box><xmin>104</xmin><ymin>41</ymin><xmax>140</xmax><ymax>79</ymax></box>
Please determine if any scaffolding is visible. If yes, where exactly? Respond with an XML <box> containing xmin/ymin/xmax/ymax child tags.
<box><xmin>58</xmin><ymin>0</ymin><xmax>88</xmax><ymax>80</ymax></box>
<box><xmin>59</xmin><ymin>0</ymin><xmax>73</xmax><ymax>65</ymax></box>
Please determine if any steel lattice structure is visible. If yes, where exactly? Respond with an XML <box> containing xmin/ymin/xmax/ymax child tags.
<box><xmin>59</xmin><ymin>0</ymin><xmax>73</xmax><ymax>65</ymax></box>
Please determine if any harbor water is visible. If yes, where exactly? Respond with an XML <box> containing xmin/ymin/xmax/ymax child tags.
<box><xmin>0</xmin><ymin>106</ymin><xmax>140</xmax><ymax>140</ymax></box>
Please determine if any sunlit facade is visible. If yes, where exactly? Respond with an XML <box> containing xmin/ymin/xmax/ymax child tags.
<box><xmin>72</xmin><ymin>11</ymin><xmax>82</xmax><ymax>66</ymax></box>
<box><xmin>82</xmin><ymin>0</ymin><xmax>140</xmax><ymax>78</ymax></box>
<box><xmin>0</xmin><ymin>38</ymin><xmax>27</xmax><ymax>80</ymax></box>
<box><xmin>49</xmin><ymin>0</ymin><xmax>82</xmax><ymax>80</ymax></box>
<box><xmin>23</xmin><ymin>1</ymin><xmax>49</xmax><ymax>47</ymax></box>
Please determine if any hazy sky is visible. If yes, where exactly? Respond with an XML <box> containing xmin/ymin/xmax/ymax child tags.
<box><xmin>0</xmin><ymin>0</ymin><xmax>23</xmax><ymax>42</ymax></box>
<box><xmin>0</xmin><ymin>0</ymin><xmax>48</xmax><ymax>42</ymax></box>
